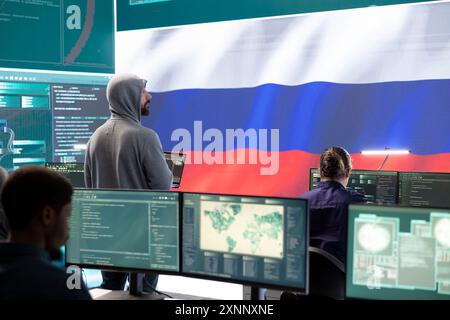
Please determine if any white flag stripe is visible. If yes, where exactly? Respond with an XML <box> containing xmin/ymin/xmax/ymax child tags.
<box><xmin>117</xmin><ymin>1</ymin><xmax>450</xmax><ymax>92</ymax></box>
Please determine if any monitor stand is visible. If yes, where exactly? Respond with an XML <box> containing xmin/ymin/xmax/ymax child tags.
<box><xmin>94</xmin><ymin>273</ymin><xmax>165</xmax><ymax>300</ymax></box>
<box><xmin>129</xmin><ymin>272</ymin><xmax>144</xmax><ymax>296</ymax></box>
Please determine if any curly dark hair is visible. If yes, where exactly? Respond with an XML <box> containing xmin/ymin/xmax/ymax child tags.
<box><xmin>319</xmin><ymin>146</ymin><xmax>352</xmax><ymax>180</ymax></box>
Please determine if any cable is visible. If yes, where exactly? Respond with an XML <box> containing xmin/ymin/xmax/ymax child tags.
<box><xmin>139</xmin><ymin>278</ymin><xmax>173</xmax><ymax>298</ymax></box>
<box><xmin>125</xmin><ymin>278</ymin><xmax>173</xmax><ymax>299</ymax></box>
<box><xmin>377</xmin><ymin>154</ymin><xmax>390</xmax><ymax>170</ymax></box>
<box><xmin>143</xmin><ymin>285</ymin><xmax>173</xmax><ymax>299</ymax></box>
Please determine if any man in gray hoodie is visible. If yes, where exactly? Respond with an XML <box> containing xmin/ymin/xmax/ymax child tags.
<box><xmin>84</xmin><ymin>73</ymin><xmax>173</xmax><ymax>292</ymax></box>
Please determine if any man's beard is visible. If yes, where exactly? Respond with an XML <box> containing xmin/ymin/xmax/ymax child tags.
<box><xmin>141</xmin><ymin>101</ymin><xmax>150</xmax><ymax>116</ymax></box>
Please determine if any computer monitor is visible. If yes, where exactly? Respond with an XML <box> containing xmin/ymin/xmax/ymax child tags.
<box><xmin>181</xmin><ymin>192</ymin><xmax>309</xmax><ymax>292</ymax></box>
<box><xmin>309</xmin><ymin>168</ymin><xmax>398</xmax><ymax>204</ymax></box>
<box><xmin>399</xmin><ymin>171</ymin><xmax>450</xmax><ymax>208</ymax></box>
<box><xmin>45</xmin><ymin>162</ymin><xmax>85</xmax><ymax>188</ymax></box>
<box><xmin>66</xmin><ymin>189</ymin><xmax>180</xmax><ymax>274</ymax></box>
<box><xmin>164</xmin><ymin>152</ymin><xmax>186</xmax><ymax>188</ymax></box>
<box><xmin>0</xmin><ymin>69</ymin><xmax>111</xmax><ymax>171</ymax></box>
<box><xmin>346</xmin><ymin>204</ymin><xmax>450</xmax><ymax>300</ymax></box>
<box><xmin>309</xmin><ymin>168</ymin><xmax>321</xmax><ymax>191</ymax></box>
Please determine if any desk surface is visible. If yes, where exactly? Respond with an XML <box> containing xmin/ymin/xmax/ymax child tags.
<box><xmin>90</xmin><ymin>288</ymin><xmax>215</xmax><ymax>300</ymax></box>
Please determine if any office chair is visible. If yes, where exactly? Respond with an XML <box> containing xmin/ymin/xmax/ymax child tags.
<box><xmin>280</xmin><ymin>246</ymin><xmax>346</xmax><ymax>300</ymax></box>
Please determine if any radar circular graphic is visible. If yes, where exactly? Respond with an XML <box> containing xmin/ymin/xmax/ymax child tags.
<box><xmin>358</xmin><ymin>223</ymin><xmax>391</xmax><ymax>253</ymax></box>
<box><xmin>434</xmin><ymin>218</ymin><xmax>450</xmax><ymax>248</ymax></box>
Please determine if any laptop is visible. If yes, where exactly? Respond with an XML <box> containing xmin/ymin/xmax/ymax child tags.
<box><xmin>45</xmin><ymin>162</ymin><xmax>85</xmax><ymax>188</ymax></box>
<box><xmin>164</xmin><ymin>152</ymin><xmax>186</xmax><ymax>188</ymax></box>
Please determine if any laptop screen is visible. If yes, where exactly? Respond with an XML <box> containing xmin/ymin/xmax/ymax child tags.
<box><xmin>164</xmin><ymin>152</ymin><xmax>186</xmax><ymax>188</ymax></box>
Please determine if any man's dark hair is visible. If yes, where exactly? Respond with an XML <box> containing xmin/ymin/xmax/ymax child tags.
<box><xmin>319</xmin><ymin>146</ymin><xmax>352</xmax><ymax>180</ymax></box>
<box><xmin>1</xmin><ymin>166</ymin><xmax>73</xmax><ymax>230</ymax></box>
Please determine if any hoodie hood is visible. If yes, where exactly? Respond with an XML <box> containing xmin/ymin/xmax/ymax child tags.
<box><xmin>107</xmin><ymin>73</ymin><xmax>146</xmax><ymax>123</ymax></box>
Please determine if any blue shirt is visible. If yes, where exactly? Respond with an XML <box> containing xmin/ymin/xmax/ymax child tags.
<box><xmin>301</xmin><ymin>181</ymin><xmax>367</xmax><ymax>263</ymax></box>
<box><xmin>0</xmin><ymin>243</ymin><xmax>91</xmax><ymax>300</ymax></box>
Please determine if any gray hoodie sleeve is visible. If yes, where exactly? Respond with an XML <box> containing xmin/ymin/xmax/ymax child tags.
<box><xmin>143</xmin><ymin>130</ymin><xmax>173</xmax><ymax>190</ymax></box>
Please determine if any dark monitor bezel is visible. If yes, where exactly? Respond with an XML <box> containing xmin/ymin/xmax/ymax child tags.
<box><xmin>398</xmin><ymin>171</ymin><xmax>450</xmax><ymax>209</ymax></box>
<box><xmin>65</xmin><ymin>188</ymin><xmax>182</xmax><ymax>276</ymax></box>
<box><xmin>164</xmin><ymin>151</ymin><xmax>186</xmax><ymax>188</ymax></box>
<box><xmin>179</xmin><ymin>191</ymin><xmax>310</xmax><ymax>294</ymax></box>
<box><xmin>345</xmin><ymin>203</ymin><xmax>450</xmax><ymax>300</ymax></box>
<box><xmin>398</xmin><ymin>170</ymin><xmax>450</xmax><ymax>175</ymax></box>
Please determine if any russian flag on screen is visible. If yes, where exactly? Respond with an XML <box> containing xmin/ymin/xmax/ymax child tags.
<box><xmin>117</xmin><ymin>1</ymin><xmax>450</xmax><ymax>197</ymax></box>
